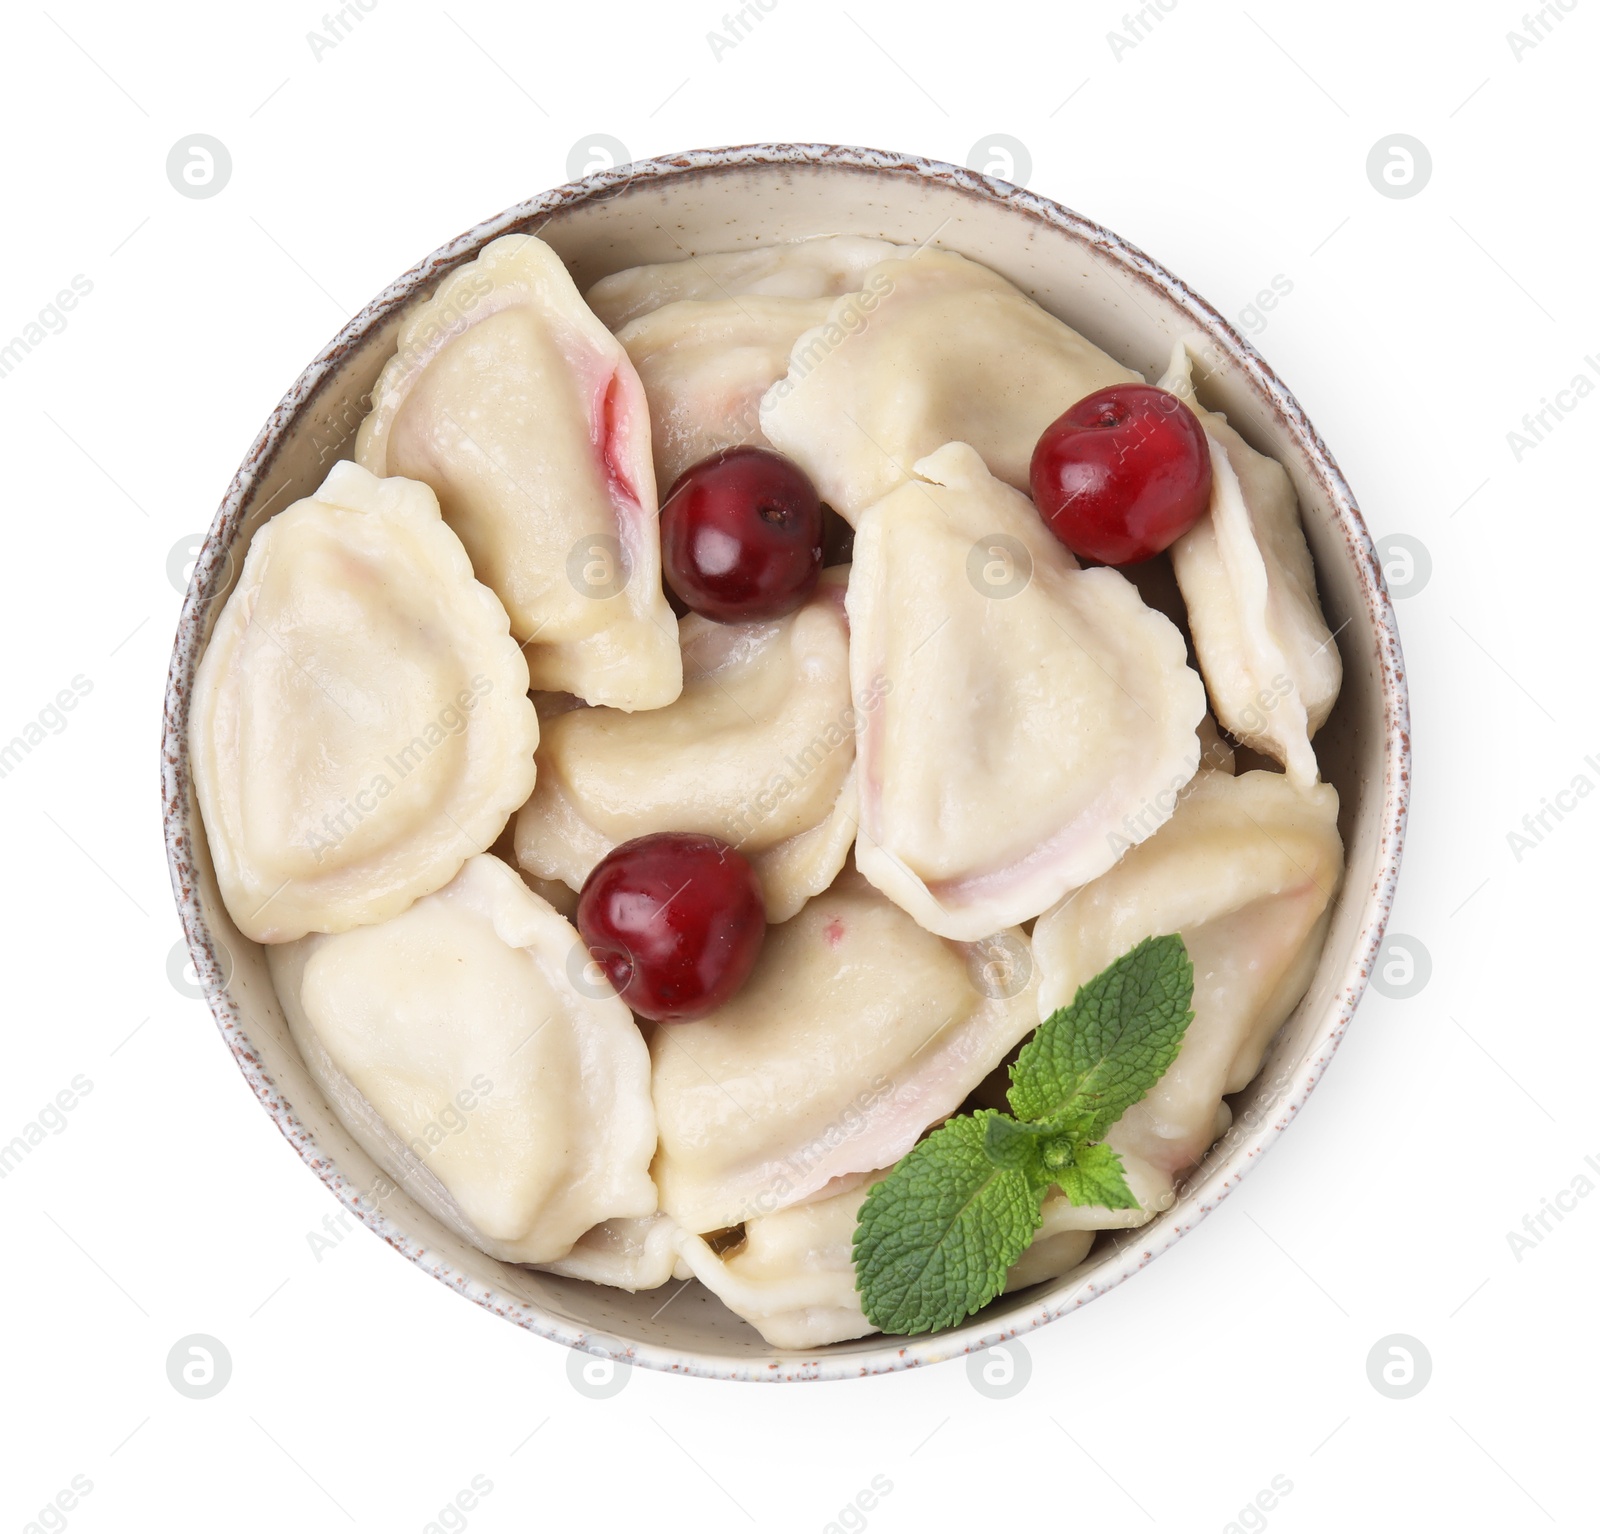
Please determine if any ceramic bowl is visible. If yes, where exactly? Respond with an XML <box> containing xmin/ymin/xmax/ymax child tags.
<box><xmin>163</xmin><ymin>143</ymin><xmax>1409</xmax><ymax>1382</ymax></box>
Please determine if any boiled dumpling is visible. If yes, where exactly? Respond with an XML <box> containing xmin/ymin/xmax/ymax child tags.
<box><xmin>355</xmin><ymin>233</ymin><xmax>680</xmax><ymax>712</ymax></box>
<box><xmin>539</xmin><ymin>1202</ymin><xmax>877</xmax><ymax>1339</ymax></box>
<box><xmin>650</xmin><ymin>870</ymin><xmax>1038</xmax><ymax>1236</ymax></box>
<box><xmin>538</xmin><ymin>1216</ymin><xmax>688</xmax><ymax>1291</ymax></box>
<box><xmin>674</xmin><ymin>1176</ymin><xmax>883</xmax><ymax>1349</ymax></box>
<box><xmin>585</xmin><ymin>234</ymin><xmax>908</xmax><ymax>330</ymax></box>
<box><xmin>1161</xmin><ymin>340</ymin><xmax>1342</xmax><ymax>785</ymax></box>
<box><xmin>848</xmin><ymin>442</ymin><xmax>1206</xmax><ymax>941</ymax></box>
<box><xmin>760</xmin><ymin>247</ymin><xmax>1138</xmax><ymax>523</ymax></box>
<box><xmin>515</xmin><ymin>572</ymin><xmax>861</xmax><ymax>923</ymax></box>
<box><xmin>1032</xmin><ymin>769</ymin><xmax>1344</xmax><ymax>1177</ymax></box>
<box><xmin>189</xmin><ymin>462</ymin><xmax>538</xmax><ymax>944</ymax></box>
<box><xmin>1003</xmin><ymin>1228</ymin><xmax>1095</xmax><ymax>1297</ymax></box>
<box><xmin>616</xmin><ymin>296</ymin><xmax>833</xmax><ymax>490</ymax></box>
<box><xmin>269</xmin><ymin>854</ymin><xmax>657</xmax><ymax>1265</ymax></box>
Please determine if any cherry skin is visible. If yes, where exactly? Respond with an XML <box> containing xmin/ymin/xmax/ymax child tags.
<box><xmin>660</xmin><ymin>447</ymin><xmax>824</xmax><ymax>623</ymax></box>
<box><xmin>576</xmin><ymin>832</ymin><xmax>766</xmax><ymax>1023</ymax></box>
<box><xmin>1029</xmin><ymin>384</ymin><xmax>1213</xmax><ymax>566</ymax></box>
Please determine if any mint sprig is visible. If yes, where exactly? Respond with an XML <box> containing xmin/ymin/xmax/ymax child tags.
<box><xmin>853</xmin><ymin>934</ymin><xmax>1194</xmax><ymax>1335</ymax></box>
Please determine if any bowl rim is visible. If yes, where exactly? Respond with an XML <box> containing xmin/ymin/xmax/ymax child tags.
<box><xmin>162</xmin><ymin>141</ymin><xmax>1410</xmax><ymax>1383</ymax></box>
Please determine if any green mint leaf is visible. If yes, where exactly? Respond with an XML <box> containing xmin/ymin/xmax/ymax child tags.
<box><xmin>1047</xmin><ymin>1138</ymin><xmax>1140</xmax><ymax>1211</ymax></box>
<box><xmin>853</xmin><ymin>1112</ymin><xmax>1044</xmax><ymax>1335</ymax></box>
<box><xmin>1008</xmin><ymin>933</ymin><xmax>1195</xmax><ymax>1140</ymax></box>
<box><xmin>981</xmin><ymin>1112</ymin><xmax>1050</xmax><ymax>1178</ymax></box>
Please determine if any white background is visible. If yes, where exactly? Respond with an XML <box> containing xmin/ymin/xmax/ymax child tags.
<box><xmin>0</xmin><ymin>1</ymin><xmax>1592</xmax><ymax>1529</ymax></box>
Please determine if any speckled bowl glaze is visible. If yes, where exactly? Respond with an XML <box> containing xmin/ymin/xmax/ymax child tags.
<box><xmin>162</xmin><ymin>143</ymin><xmax>1409</xmax><ymax>1382</ymax></box>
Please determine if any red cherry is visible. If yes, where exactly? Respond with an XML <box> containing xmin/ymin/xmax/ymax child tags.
<box><xmin>660</xmin><ymin>447</ymin><xmax>824</xmax><ymax>623</ymax></box>
<box><xmin>576</xmin><ymin>832</ymin><xmax>766</xmax><ymax>1022</ymax></box>
<box><xmin>1029</xmin><ymin>385</ymin><xmax>1213</xmax><ymax>565</ymax></box>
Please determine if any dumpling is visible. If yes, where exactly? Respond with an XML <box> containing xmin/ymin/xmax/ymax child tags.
<box><xmin>616</xmin><ymin>295</ymin><xmax>833</xmax><ymax>490</ymax></box>
<box><xmin>515</xmin><ymin>572</ymin><xmax>860</xmax><ymax>923</ymax></box>
<box><xmin>760</xmin><ymin>247</ymin><xmax>1138</xmax><ymax>523</ymax></box>
<box><xmin>673</xmin><ymin>1176</ymin><xmax>884</xmax><ymax>1349</ymax></box>
<box><xmin>1161</xmin><ymin>341</ymin><xmax>1342</xmax><ymax>785</ymax></box>
<box><xmin>585</xmin><ymin>235</ymin><xmax>908</xmax><ymax>330</ymax></box>
<box><xmin>269</xmin><ymin>854</ymin><xmax>657</xmax><ymax>1265</ymax></box>
<box><xmin>189</xmin><ymin>462</ymin><xmax>538</xmax><ymax>944</ymax></box>
<box><xmin>650</xmin><ymin>870</ymin><xmax>1039</xmax><ymax>1236</ymax></box>
<box><xmin>1003</xmin><ymin>1228</ymin><xmax>1095</xmax><ymax>1297</ymax></box>
<box><xmin>538</xmin><ymin>1216</ymin><xmax>688</xmax><ymax>1291</ymax></box>
<box><xmin>355</xmin><ymin>233</ymin><xmax>680</xmax><ymax>712</ymax></box>
<box><xmin>848</xmin><ymin>442</ymin><xmax>1206</xmax><ymax>942</ymax></box>
<box><xmin>1032</xmin><ymin>769</ymin><xmax>1344</xmax><ymax>1177</ymax></box>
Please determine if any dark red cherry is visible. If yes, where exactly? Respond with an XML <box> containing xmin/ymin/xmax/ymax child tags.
<box><xmin>1029</xmin><ymin>384</ymin><xmax>1213</xmax><ymax>566</ymax></box>
<box><xmin>576</xmin><ymin>832</ymin><xmax>766</xmax><ymax>1022</ymax></box>
<box><xmin>660</xmin><ymin>447</ymin><xmax>824</xmax><ymax>622</ymax></box>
